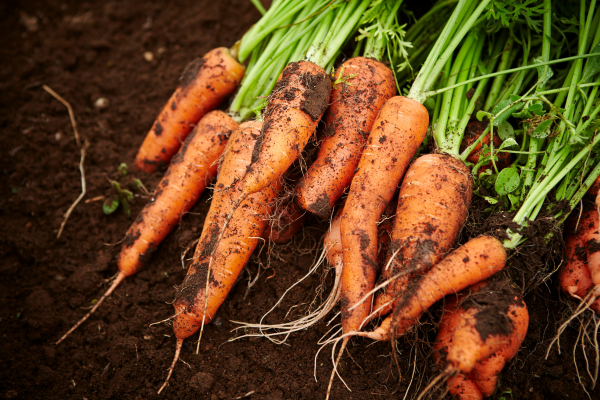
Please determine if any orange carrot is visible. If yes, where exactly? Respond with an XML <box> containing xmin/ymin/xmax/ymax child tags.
<box><xmin>360</xmin><ymin>236</ymin><xmax>507</xmax><ymax>341</ymax></box>
<box><xmin>340</xmin><ymin>96</ymin><xmax>429</xmax><ymax>338</ymax></box>
<box><xmin>159</xmin><ymin>121</ymin><xmax>281</xmax><ymax>394</ymax></box>
<box><xmin>296</xmin><ymin>57</ymin><xmax>396</xmax><ymax>217</ymax></box>
<box><xmin>373</xmin><ymin>153</ymin><xmax>472</xmax><ymax>320</ymax></box>
<box><xmin>432</xmin><ymin>280</ymin><xmax>529</xmax><ymax>399</ymax></box>
<box><xmin>201</xmin><ymin>61</ymin><xmax>331</xmax><ymax>306</ymax></box>
<box><xmin>240</xmin><ymin>61</ymin><xmax>331</xmax><ymax>196</ymax></box>
<box><xmin>56</xmin><ymin>111</ymin><xmax>237</xmax><ymax>344</ymax></box>
<box><xmin>560</xmin><ymin>207</ymin><xmax>600</xmax><ymax>313</ymax></box>
<box><xmin>134</xmin><ymin>48</ymin><xmax>245</xmax><ymax>172</ymax></box>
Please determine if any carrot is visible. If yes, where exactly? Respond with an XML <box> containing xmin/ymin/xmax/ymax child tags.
<box><xmin>339</xmin><ymin>96</ymin><xmax>429</xmax><ymax>338</ymax></box>
<box><xmin>263</xmin><ymin>197</ymin><xmax>308</xmax><ymax>244</ymax></box>
<box><xmin>240</xmin><ymin>61</ymin><xmax>331</xmax><ymax>196</ymax></box>
<box><xmin>202</xmin><ymin>61</ymin><xmax>331</xmax><ymax>302</ymax></box>
<box><xmin>430</xmin><ymin>280</ymin><xmax>529</xmax><ymax>399</ymax></box>
<box><xmin>295</xmin><ymin>57</ymin><xmax>396</xmax><ymax>217</ymax></box>
<box><xmin>55</xmin><ymin>111</ymin><xmax>237</xmax><ymax>344</ymax></box>
<box><xmin>372</xmin><ymin>153</ymin><xmax>472</xmax><ymax>320</ymax></box>
<box><xmin>559</xmin><ymin>207</ymin><xmax>600</xmax><ymax>313</ymax></box>
<box><xmin>159</xmin><ymin>120</ymin><xmax>281</xmax><ymax>394</ymax></box>
<box><xmin>360</xmin><ymin>236</ymin><xmax>506</xmax><ymax>342</ymax></box>
<box><xmin>134</xmin><ymin>47</ymin><xmax>245</xmax><ymax>172</ymax></box>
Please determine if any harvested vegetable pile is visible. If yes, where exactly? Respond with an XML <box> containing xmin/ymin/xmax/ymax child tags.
<box><xmin>2</xmin><ymin>0</ymin><xmax>600</xmax><ymax>399</ymax></box>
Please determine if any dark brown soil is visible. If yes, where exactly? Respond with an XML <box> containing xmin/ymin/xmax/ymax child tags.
<box><xmin>1</xmin><ymin>1</ymin><xmax>599</xmax><ymax>400</ymax></box>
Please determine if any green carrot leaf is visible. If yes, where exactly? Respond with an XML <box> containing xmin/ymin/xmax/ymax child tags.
<box><xmin>499</xmin><ymin>137</ymin><xmax>518</xmax><ymax>150</ymax></box>
<box><xmin>495</xmin><ymin>166</ymin><xmax>520</xmax><ymax>195</ymax></box>
<box><xmin>498</xmin><ymin>121</ymin><xmax>515</xmax><ymax>140</ymax></box>
<box><xmin>533</xmin><ymin>57</ymin><xmax>554</xmax><ymax>88</ymax></box>
<box><xmin>581</xmin><ymin>43</ymin><xmax>600</xmax><ymax>84</ymax></box>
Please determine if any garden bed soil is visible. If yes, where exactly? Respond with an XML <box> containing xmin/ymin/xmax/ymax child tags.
<box><xmin>1</xmin><ymin>1</ymin><xmax>598</xmax><ymax>399</ymax></box>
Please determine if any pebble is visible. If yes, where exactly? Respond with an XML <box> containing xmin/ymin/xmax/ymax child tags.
<box><xmin>143</xmin><ymin>51</ymin><xmax>154</xmax><ymax>62</ymax></box>
<box><xmin>94</xmin><ymin>97</ymin><xmax>109</xmax><ymax>109</ymax></box>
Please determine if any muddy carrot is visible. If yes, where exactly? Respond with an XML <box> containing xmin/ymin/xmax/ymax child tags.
<box><xmin>360</xmin><ymin>236</ymin><xmax>507</xmax><ymax>341</ymax></box>
<box><xmin>295</xmin><ymin>57</ymin><xmax>396</xmax><ymax>217</ymax></box>
<box><xmin>134</xmin><ymin>47</ymin><xmax>245</xmax><ymax>172</ymax></box>
<box><xmin>56</xmin><ymin>111</ymin><xmax>237</xmax><ymax>345</ymax></box>
<box><xmin>431</xmin><ymin>280</ymin><xmax>529</xmax><ymax>399</ymax></box>
<box><xmin>372</xmin><ymin>153</ymin><xmax>472</xmax><ymax>320</ymax></box>
<box><xmin>159</xmin><ymin>121</ymin><xmax>281</xmax><ymax>393</ymax></box>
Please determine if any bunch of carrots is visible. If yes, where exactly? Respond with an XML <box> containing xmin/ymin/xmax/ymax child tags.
<box><xmin>53</xmin><ymin>0</ymin><xmax>600</xmax><ymax>397</ymax></box>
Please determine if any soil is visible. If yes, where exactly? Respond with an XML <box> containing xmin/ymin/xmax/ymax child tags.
<box><xmin>1</xmin><ymin>1</ymin><xmax>599</xmax><ymax>400</ymax></box>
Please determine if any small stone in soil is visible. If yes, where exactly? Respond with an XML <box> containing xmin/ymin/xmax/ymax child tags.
<box><xmin>143</xmin><ymin>51</ymin><xmax>154</xmax><ymax>62</ymax></box>
<box><xmin>94</xmin><ymin>97</ymin><xmax>109</xmax><ymax>109</ymax></box>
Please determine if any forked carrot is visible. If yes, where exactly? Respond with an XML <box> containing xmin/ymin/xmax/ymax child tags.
<box><xmin>134</xmin><ymin>47</ymin><xmax>245</xmax><ymax>172</ymax></box>
<box><xmin>296</xmin><ymin>57</ymin><xmax>396</xmax><ymax>217</ymax></box>
<box><xmin>56</xmin><ymin>111</ymin><xmax>237</xmax><ymax>344</ymax></box>
<box><xmin>373</xmin><ymin>153</ymin><xmax>472</xmax><ymax>320</ymax></box>
<box><xmin>360</xmin><ymin>236</ymin><xmax>506</xmax><ymax>341</ymax></box>
<box><xmin>159</xmin><ymin>121</ymin><xmax>282</xmax><ymax>394</ymax></box>
<box><xmin>429</xmin><ymin>280</ymin><xmax>529</xmax><ymax>399</ymax></box>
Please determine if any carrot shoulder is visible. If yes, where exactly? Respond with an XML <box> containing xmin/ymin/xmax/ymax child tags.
<box><xmin>134</xmin><ymin>48</ymin><xmax>245</xmax><ymax>172</ymax></box>
<box><xmin>340</xmin><ymin>96</ymin><xmax>429</xmax><ymax>334</ymax></box>
<box><xmin>296</xmin><ymin>57</ymin><xmax>396</xmax><ymax>217</ymax></box>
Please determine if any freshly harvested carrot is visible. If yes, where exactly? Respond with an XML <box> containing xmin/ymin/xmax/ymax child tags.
<box><xmin>360</xmin><ymin>236</ymin><xmax>506</xmax><ymax>341</ymax></box>
<box><xmin>263</xmin><ymin>197</ymin><xmax>308</xmax><ymax>244</ymax></box>
<box><xmin>340</xmin><ymin>96</ymin><xmax>429</xmax><ymax>337</ymax></box>
<box><xmin>240</xmin><ymin>61</ymin><xmax>331</xmax><ymax>196</ymax></box>
<box><xmin>430</xmin><ymin>280</ymin><xmax>529</xmax><ymax>399</ymax></box>
<box><xmin>134</xmin><ymin>47</ymin><xmax>245</xmax><ymax>172</ymax></box>
<box><xmin>295</xmin><ymin>57</ymin><xmax>396</xmax><ymax>217</ymax></box>
<box><xmin>159</xmin><ymin>121</ymin><xmax>281</xmax><ymax>394</ymax></box>
<box><xmin>56</xmin><ymin>111</ymin><xmax>237</xmax><ymax>345</ymax></box>
<box><xmin>203</xmin><ymin>61</ymin><xmax>331</xmax><ymax>296</ymax></box>
<box><xmin>559</xmin><ymin>207</ymin><xmax>600</xmax><ymax>313</ymax></box>
<box><xmin>373</xmin><ymin>153</ymin><xmax>472</xmax><ymax>320</ymax></box>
